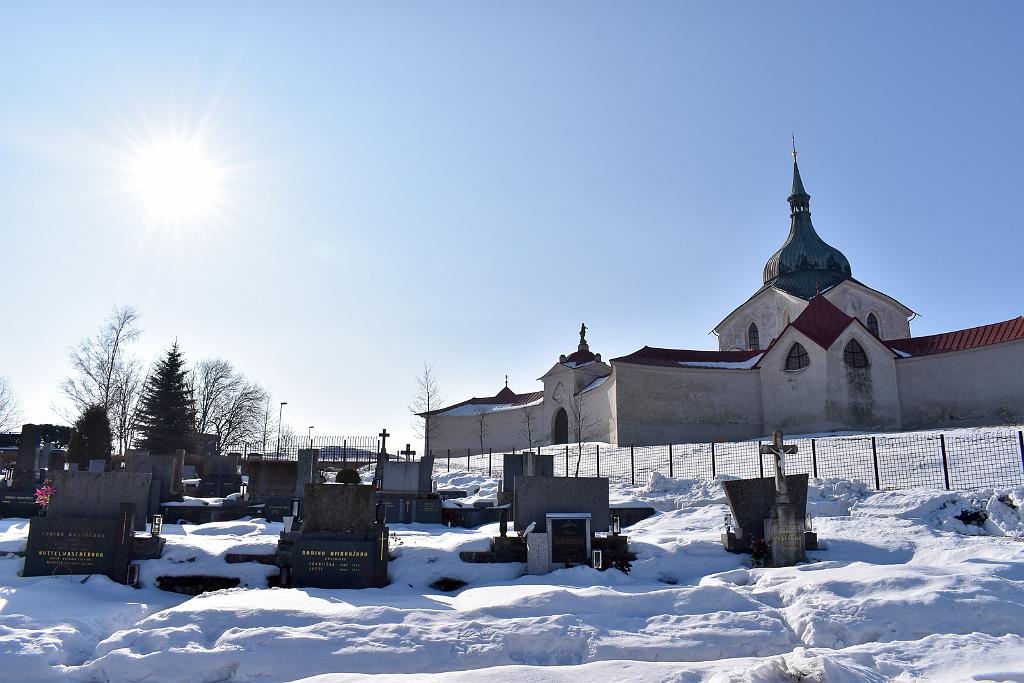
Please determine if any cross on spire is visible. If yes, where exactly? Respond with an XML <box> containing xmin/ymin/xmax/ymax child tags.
<box><xmin>791</xmin><ymin>133</ymin><xmax>798</xmax><ymax>161</ymax></box>
<box><xmin>505</xmin><ymin>374</ymin><xmax>508</xmax><ymax>388</ymax></box>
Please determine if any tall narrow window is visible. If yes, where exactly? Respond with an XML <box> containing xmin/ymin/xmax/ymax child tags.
<box><xmin>844</xmin><ymin>339</ymin><xmax>870</xmax><ymax>368</ymax></box>
<box><xmin>866</xmin><ymin>313</ymin><xmax>880</xmax><ymax>337</ymax></box>
<box><xmin>747</xmin><ymin>323</ymin><xmax>760</xmax><ymax>351</ymax></box>
<box><xmin>785</xmin><ymin>343</ymin><xmax>810</xmax><ymax>371</ymax></box>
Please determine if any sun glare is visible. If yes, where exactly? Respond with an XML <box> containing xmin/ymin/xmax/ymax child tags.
<box><xmin>126</xmin><ymin>136</ymin><xmax>225</xmax><ymax>224</ymax></box>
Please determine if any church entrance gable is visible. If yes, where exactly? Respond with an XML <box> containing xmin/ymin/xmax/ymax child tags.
<box><xmin>552</xmin><ymin>408</ymin><xmax>568</xmax><ymax>445</ymax></box>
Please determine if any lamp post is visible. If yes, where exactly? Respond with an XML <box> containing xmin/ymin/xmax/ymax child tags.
<box><xmin>276</xmin><ymin>401</ymin><xmax>288</xmax><ymax>458</ymax></box>
<box><xmin>308</xmin><ymin>426</ymin><xmax>315</xmax><ymax>449</ymax></box>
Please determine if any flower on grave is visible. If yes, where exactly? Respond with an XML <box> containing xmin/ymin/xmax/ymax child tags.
<box><xmin>35</xmin><ymin>481</ymin><xmax>56</xmax><ymax>508</ymax></box>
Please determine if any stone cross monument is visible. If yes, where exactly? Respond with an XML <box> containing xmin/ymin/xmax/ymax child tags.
<box><xmin>759</xmin><ymin>430</ymin><xmax>806</xmax><ymax>566</ymax></box>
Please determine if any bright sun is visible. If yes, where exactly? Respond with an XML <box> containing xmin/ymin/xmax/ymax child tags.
<box><xmin>127</xmin><ymin>137</ymin><xmax>225</xmax><ymax>224</ymax></box>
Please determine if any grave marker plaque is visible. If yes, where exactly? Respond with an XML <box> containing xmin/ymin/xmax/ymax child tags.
<box><xmin>289</xmin><ymin>536</ymin><xmax>387</xmax><ymax>589</ymax></box>
<box><xmin>548</xmin><ymin>514</ymin><xmax>591</xmax><ymax>565</ymax></box>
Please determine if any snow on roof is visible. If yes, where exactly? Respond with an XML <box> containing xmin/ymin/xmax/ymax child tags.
<box><xmin>578</xmin><ymin>374</ymin><xmax>610</xmax><ymax>394</ymax></box>
<box><xmin>678</xmin><ymin>355</ymin><xmax>763</xmax><ymax>369</ymax></box>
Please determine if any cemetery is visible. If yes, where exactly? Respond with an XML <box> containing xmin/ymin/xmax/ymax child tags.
<box><xmin>4</xmin><ymin>5</ymin><xmax>1023</xmax><ymax>678</ymax></box>
<box><xmin>3</xmin><ymin>418</ymin><xmax>1024</xmax><ymax>680</ymax></box>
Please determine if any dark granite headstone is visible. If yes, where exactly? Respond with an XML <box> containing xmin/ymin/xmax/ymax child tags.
<box><xmin>125</xmin><ymin>452</ymin><xmax>183</xmax><ymax>502</ymax></box>
<box><xmin>502</xmin><ymin>453</ymin><xmax>555</xmax><ymax>494</ymax></box>
<box><xmin>246</xmin><ymin>460</ymin><xmax>299</xmax><ymax>499</ymax></box>
<box><xmin>548</xmin><ymin>515</ymin><xmax>590</xmax><ymax>564</ymax></box>
<box><xmin>0</xmin><ymin>488</ymin><xmax>40</xmax><ymax>517</ymax></box>
<box><xmin>258</xmin><ymin>497</ymin><xmax>297</xmax><ymax>523</ymax></box>
<box><xmin>513</xmin><ymin>476</ymin><xmax>609</xmax><ymax>532</ymax></box>
<box><xmin>23</xmin><ymin>508</ymin><xmax>133</xmax><ymax>580</ymax></box>
<box><xmin>47</xmin><ymin>471</ymin><xmax>153</xmax><ymax>531</ymax></box>
<box><xmin>276</xmin><ymin>483</ymin><xmax>390</xmax><ymax>589</ymax></box>
<box><xmin>302</xmin><ymin>484</ymin><xmax>377</xmax><ymax>533</ymax></box>
<box><xmin>720</xmin><ymin>474</ymin><xmax>809</xmax><ymax>550</ymax></box>
<box><xmin>14</xmin><ymin>424</ymin><xmax>42</xmax><ymax>488</ymax></box>
<box><xmin>289</xmin><ymin>535</ymin><xmax>388</xmax><ymax>589</ymax></box>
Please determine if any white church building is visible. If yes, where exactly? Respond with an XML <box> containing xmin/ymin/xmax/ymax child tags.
<box><xmin>425</xmin><ymin>156</ymin><xmax>1024</xmax><ymax>454</ymax></box>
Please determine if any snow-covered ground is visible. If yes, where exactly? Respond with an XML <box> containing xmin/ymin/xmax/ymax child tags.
<box><xmin>2</xmin><ymin>472</ymin><xmax>1024</xmax><ymax>682</ymax></box>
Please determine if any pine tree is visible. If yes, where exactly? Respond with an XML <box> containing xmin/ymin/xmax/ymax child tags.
<box><xmin>135</xmin><ymin>342</ymin><xmax>196</xmax><ymax>453</ymax></box>
<box><xmin>66</xmin><ymin>404</ymin><xmax>113</xmax><ymax>469</ymax></box>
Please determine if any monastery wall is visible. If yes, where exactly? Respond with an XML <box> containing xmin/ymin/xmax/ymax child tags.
<box><xmin>823</xmin><ymin>283</ymin><xmax>912</xmax><ymax>340</ymax></box>
<box><xmin>428</xmin><ymin>405</ymin><xmax>533</xmax><ymax>457</ymax></box>
<box><xmin>896</xmin><ymin>338</ymin><xmax>1024</xmax><ymax>429</ymax></box>
<box><xmin>716</xmin><ymin>289</ymin><xmax>805</xmax><ymax>352</ymax></box>
<box><xmin>613</xmin><ymin>363</ymin><xmax>763</xmax><ymax>445</ymax></box>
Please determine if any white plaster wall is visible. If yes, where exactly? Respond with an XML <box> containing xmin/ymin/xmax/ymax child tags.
<box><xmin>823</xmin><ymin>281</ymin><xmax>912</xmax><ymax>340</ymax></box>
<box><xmin>429</xmin><ymin>405</ymin><xmax>536</xmax><ymax>457</ymax></box>
<box><xmin>716</xmin><ymin>289</ymin><xmax>807</xmax><ymax>352</ymax></box>
<box><xmin>896</xmin><ymin>338</ymin><xmax>1024</xmax><ymax>429</ymax></box>
<box><xmin>540</xmin><ymin>361</ymin><xmax>612</xmax><ymax>445</ymax></box>
<box><xmin>759</xmin><ymin>326</ymin><xmax>901</xmax><ymax>434</ymax></box>
<box><xmin>614</xmin><ymin>362</ymin><xmax>764</xmax><ymax>445</ymax></box>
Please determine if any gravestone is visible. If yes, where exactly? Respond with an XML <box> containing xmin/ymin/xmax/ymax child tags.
<box><xmin>14</xmin><ymin>424</ymin><xmax>42</xmax><ymax>488</ymax></box>
<box><xmin>47</xmin><ymin>471</ymin><xmax>153</xmax><ymax>531</ymax></box>
<box><xmin>337</xmin><ymin>469</ymin><xmax>361</xmax><ymax>484</ymax></box>
<box><xmin>513</xmin><ymin>476</ymin><xmax>609</xmax><ymax>532</ymax></box>
<box><xmin>198</xmin><ymin>456</ymin><xmax>242</xmax><ymax>498</ymax></box>
<box><xmin>373</xmin><ymin>449</ymin><xmax>442</xmax><ymax>525</ymax></box>
<box><xmin>547</xmin><ymin>513</ymin><xmax>591</xmax><ymax>565</ymax></box>
<box><xmin>23</xmin><ymin>469</ymin><xmax>164</xmax><ymax>583</ymax></box>
<box><xmin>526</xmin><ymin>532</ymin><xmax>551</xmax><ymax>575</ymax></box>
<box><xmin>245</xmin><ymin>459</ymin><xmax>301</xmax><ymax>521</ymax></box>
<box><xmin>125</xmin><ymin>451</ymin><xmax>184</xmax><ymax>518</ymax></box>
<box><xmin>502</xmin><ymin>452</ymin><xmax>555</xmax><ymax>493</ymax></box>
<box><xmin>0</xmin><ymin>426</ymin><xmax>43</xmax><ymax>518</ymax></box>
<box><xmin>275</xmin><ymin>483</ymin><xmax>389</xmax><ymax>589</ymax></box>
<box><xmin>88</xmin><ymin>459</ymin><xmax>107</xmax><ymax>473</ymax></box>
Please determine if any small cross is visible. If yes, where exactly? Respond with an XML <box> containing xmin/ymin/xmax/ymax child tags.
<box><xmin>400</xmin><ymin>444</ymin><xmax>416</xmax><ymax>460</ymax></box>
<box><xmin>791</xmin><ymin>133</ymin><xmax>798</xmax><ymax>161</ymax></box>
<box><xmin>504</xmin><ymin>374</ymin><xmax>508</xmax><ymax>388</ymax></box>
<box><xmin>378</xmin><ymin>428</ymin><xmax>390</xmax><ymax>453</ymax></box>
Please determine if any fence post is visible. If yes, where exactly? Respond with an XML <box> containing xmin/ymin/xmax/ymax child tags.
<box><xmin>758</xmin><ymin>442</ymin><xmax>764</xmax><ymax>479</ymax></box>
<box><xmin>488</xmin><ymin>448</ymin><xmax>492</xmax><ymax>478</ymax></box>
<box><xmin>1019</xmin><ymin>431</ymin><xmax>1024</xmax><ymax>480</ymax></box>
<box><xmin>630</xmin><ymin>445</ymin><xmax>635</xmax><ymax>486</ymax></box>
<box><xmin>565</xmin><ymin>445</ymin><xmax>569</xmax><ymax>477</ymax></box>
<box><xmin>668</xmin><ymin>444</ymin><xmax>674</xmax><ymax>478</ymax></box>
<box><xmin>940</xmin><ymin>434</ymin><xmax>951</xmax><ymax>490</ymax></box>
<box><xmin>711</xmin><ymin>442</ymin><xmax>717</xmax><ymax>479</ymax></box>
<box><xmin>342</xmin><ymin>439</ymin><xmax>347</xmax><ymax>466</ymax></box>
<box><xmin>467</xmin><ymin>449</ymin><xmax>471</xmax><ymax>472</ymax></box>
<box><xmin>447</xmin><ymin>448</ymin><xmax>450</xmax><ymax>473</ymax></box>
<box><xmin>596</xmin><ymin>444</ymin><xmax>601</xmax><ymax>478</ymax></box>
<box><xmin>871</xmin><ymin>436</ymin><xmax>881</xmax><ymax>490</ymax></box>
<box><xmin>810</xmin><ymin>438</ymin><xmax>818</xmax><ymax>479</ymax></box>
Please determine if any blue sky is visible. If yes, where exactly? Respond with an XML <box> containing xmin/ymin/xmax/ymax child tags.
<box><xmin>2</xmin><ymin>2</ymin><xmax>1022</xmax><ymax>450</ymax></box>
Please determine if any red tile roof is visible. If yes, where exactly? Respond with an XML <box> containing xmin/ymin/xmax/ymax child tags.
<box><xmin>888</xmin><ymin>316</ymin><xmax>1024</xmax><ymax>357</ymax></box>
<box><xmin>611</xmin><ymin>347</ymin><xmax>762</xmax><ymax>367</ymax></box>
<box><xmin>424</xmin><ymin>386</ymin><xmax>544</xmax><ymax>416</ymax></box>
<box><xmin>790</xmin><ymin>295</ymin><xmax>857</xmax><ymax>349</ymax></box>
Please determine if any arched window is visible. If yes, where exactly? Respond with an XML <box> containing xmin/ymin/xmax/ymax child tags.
<box><xmin>844</xmin><ymin>339</ymin><xmax>870</xmax><ymax>368</ymax></box>
<box><xmin>785</xmin><ymin>342</ymin><xmax>810</xmax><ymax>371</ymax></box>
<box><xmin>866</xmin><ymin>313</ymin><xmax>880</xmax><ymax>337</ymax></box>
<box><xmin>747</xmin><ymin>323</ymin><xmax>760</xmax><ymax>351</ymax></box>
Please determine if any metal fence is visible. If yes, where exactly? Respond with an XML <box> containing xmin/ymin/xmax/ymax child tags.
<box><xmin>223</xmin><ymin>435</ymin><xmax>382</xmax><ymax>463</ymax></box>
<box><xmin>426</xmin><ymin>426</ymin><xmax>1024</xmax><ymax>492</ymax></box>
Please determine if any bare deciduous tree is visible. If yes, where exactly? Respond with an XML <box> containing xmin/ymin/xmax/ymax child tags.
<box><xmin>58</xmin><ymin>305</ymin><xmax>144</xmax><ymax>454</ymax></box>
<box><xmin>191</xmin><ymin>358</ymin><xmax>270</xmax><ymax>448</ymax></box>
<box><xmin>520</xmin><ymin>401</ymin><xmax>538</xmax><ymax>451</ymax></box>
<box><xmin>0</xmin><ymin>376</ymin><xmax>22</xmax><ymax>432</ymax></box>
<box><xmin>474</xmin><ymin>408</ymin><xmax>488</xmax><ymax>457</ymax></box>
<box><xmin>409</xmin><ymin>362</ymin><xmax>444</xmax><ymax>457</ymax></box>
<box><xmin>254</xmin><ymin>395</ymin><xmax>279</xmax><ymax>454</ymax></box>
<box><xmin>569</xmin><ymin>391</ymin><xmax>600</xmax><ymax>476</ymax></box>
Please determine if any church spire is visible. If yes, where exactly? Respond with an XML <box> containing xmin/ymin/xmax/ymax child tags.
<box><xmin>788</xmin><ymin>135</ymin><xmax>810</xmax><ymax>213</ymax></box>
